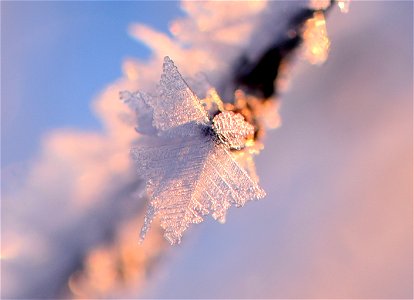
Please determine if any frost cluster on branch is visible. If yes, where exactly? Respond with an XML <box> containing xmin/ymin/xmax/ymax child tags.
<box><xmin>121</xmin><ymin>57</ymin><xmax>265</xmax><ymax>244</ymax></box>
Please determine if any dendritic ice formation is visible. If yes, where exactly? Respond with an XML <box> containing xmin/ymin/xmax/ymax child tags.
<box><xmin>118</xmin><ymin>0</ymin><xmax>349</xmax><ymax>248</ymax></box>
<box><xmin>121</xmin><ymin>57</ymin><xmax>265</xmax><ymax>244</ymax></box>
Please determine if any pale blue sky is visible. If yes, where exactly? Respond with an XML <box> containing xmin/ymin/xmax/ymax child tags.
<box><xmin>1</xmin><ymin>1</ymin><xmax>182</xmax><ymax>167</ymax></box>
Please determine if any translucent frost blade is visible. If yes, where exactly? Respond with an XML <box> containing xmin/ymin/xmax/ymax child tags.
<box><xmin>154</xmin><ymin>57</ymin><xmax>210</xmax><ymax>132</ymax></box>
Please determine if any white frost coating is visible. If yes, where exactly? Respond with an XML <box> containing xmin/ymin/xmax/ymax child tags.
<box><xmin>122</xmin><ymin>57</ymin><xmax>265</xmax><ymax>244</ymax></box>
<box><xmin>212</xmin><ymin>111</ymin><xmax>254</xmax><ymax>150</ymax></box>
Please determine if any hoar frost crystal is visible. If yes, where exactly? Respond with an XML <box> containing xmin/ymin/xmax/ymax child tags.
<box><xmin>121</xmin><ymin>57</ymin><xmax>265</xmax><ymax>245</ymax></box>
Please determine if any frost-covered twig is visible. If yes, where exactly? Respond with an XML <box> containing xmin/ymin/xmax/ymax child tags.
<box><xmin>2</xmin><ymin>1</ymin><xmax>346</xmax><ymax>298</ymax></box>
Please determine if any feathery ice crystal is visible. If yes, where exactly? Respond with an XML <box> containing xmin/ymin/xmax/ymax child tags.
<box><xmin>121</xmin><ymin>57</ymin><xmax>265</xmax><ymax>244</ymax></box>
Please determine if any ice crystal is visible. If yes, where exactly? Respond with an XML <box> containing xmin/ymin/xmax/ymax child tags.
<box><xmin>122</xmin><ymin>57</ymin><xmax>265</xmax><ymax>244</ymax></box>
<box><xmin>212</xmin><ymin>111</ymin><xmax>254</xmax><ymax>150</ymax></box>
<box><xmin>153</xmin><ymin>57</ymin><xmax>210</xmax><ymax>132</ymax></box>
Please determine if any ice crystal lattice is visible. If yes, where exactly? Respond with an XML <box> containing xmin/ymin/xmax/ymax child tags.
<box><xmin>121</xmin><ymin>57</ymin><xmax>265</xmax><ymax>244</ymax></box>
<box><xmin>212</xmin><ymin>111</ymin><xmax>254</xmax><ymax>150</ymax></box>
